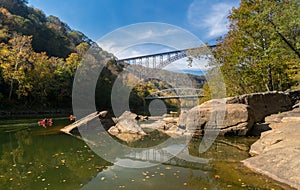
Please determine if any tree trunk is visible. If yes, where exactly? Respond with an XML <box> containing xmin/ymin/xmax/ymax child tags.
<box><xmin>267</xmin><ymin>64</ymin><xmax>273</xmax><ymax>91</ymax></box>
<box><xmin>8</xmin><ymin>79</ymin><xmax>13</xmax><ymax>101</ymax></box>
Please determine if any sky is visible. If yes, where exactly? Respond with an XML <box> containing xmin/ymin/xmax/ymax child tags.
<box><xmin>28</xmin><ymin>0</ymin><xmax>240</xmax><ymax>74</ymax></box>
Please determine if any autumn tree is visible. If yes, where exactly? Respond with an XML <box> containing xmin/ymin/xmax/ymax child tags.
<box><xmin>0</xmin><ymin>34</ymin><xmax>33</xmax><ymax>100</ymax></box>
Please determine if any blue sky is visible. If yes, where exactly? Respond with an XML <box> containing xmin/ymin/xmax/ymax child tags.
<box><xmin>28</xmin><ymin>0</ymin><xmax>239</xmax><ymax>43</ymax></box>
<box><xmin>28</xmin><ymin>0</ymin><xmax>240</xmax><ymax>74</ymax></box>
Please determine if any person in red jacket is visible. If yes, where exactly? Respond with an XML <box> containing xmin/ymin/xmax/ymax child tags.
<box><xmin>38</xmin><ymin>119</ymin><xmax>47</xmax><ymax>128</ymax></box>
<box><xmin>69</xmin><ymin>114</ymin><xmax>76</xmax><ymax>121</ymax></box>
<box><xmin>47</xmin><ymin>118</ymin><xmax>53</xmax><ymax>127</ymax></box>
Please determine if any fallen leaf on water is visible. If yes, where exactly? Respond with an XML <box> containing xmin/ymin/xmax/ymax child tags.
<box><xmin>214</xmin><ymin>175</ymin><xmax>220</xmax><ymax>179</ymax></box>
<box><xmin>61</xmin><ymin>160</ymin><xmax>65</xmax><ymax>164</ymax></box>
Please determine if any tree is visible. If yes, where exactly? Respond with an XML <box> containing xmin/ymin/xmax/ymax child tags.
<box><xmin>212</xmin><ymin>0</ymin><xmax>300</xmax><ymax>96</ymax></box>
<box><xmin>0</xmin><ymin>34</ymin><xmax>33</xmax><ymax>100</ymax></box>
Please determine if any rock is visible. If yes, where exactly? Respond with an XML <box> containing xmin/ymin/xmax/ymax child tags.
<box><xmin>162</xmin><ymin>117</ymin><xmax>179</xmax><ymax>123</ymax></box>
<box><xmin>136</xmin><ymin>115</ymin><xmax>148</xmax><ymax>121</ymax></box>
<box><xmin>287</xmin><ymin>89</ymin><xmax>300</xmax><ymax>105</ymax></box>
<box><xmin>107</xmin><ymin>125</ymin><xmax>119</xmax><ymax>135</ymax></box>
<box><xmin>292</xmin><ymin>102</ymin><xmax>300</xmax><ymax>109</ymax></box>
<box><xmin>247</xmin><ymin>123</ymin><xmax>271</xmax><ymax>136</ymax></box>
<box><xmin>179</xmin><ymin>100</ymin><xmax>255</xmax><ymax>136</ymax></box>
<box><xmin>112</xmin><ymin>133</ymin><xmax>145</xmax><ymax>143</ymax></box>
<box><xmin>242</xmin><ymin>106</ymin><xmax>300</xmax><ymax>189</ymax></box>
<box><xmin>242</xmin><ymin>123</ymin><xmax>300</xmax><ymax>189</ymax></box>
<box><xmin>140</xmin><ymin>120</ymin><xmax>165</xmax><ymax>130</ymax></box>
<box><xmin>227</xmin><ymin>91</ymin><xmax>293</xmax><ymax>122</ymax></box>
<box><xmin>108</xmin><ymin>111</ymin><xmax>146</xmax><ymax>136</ymax></box>
<box><xmin>140</xmin><ymin>114</ymin><xmax>184</xmax><ymax>137</ymax></box>
<box><xmin>281</xmin><ymin>116</ymin><xmax>300</xmax><ymax>122</ymax></box>
<box><xmin>98</xmin><ymin>110</ymin><xmax>108</xmax><ymax>118</ymax></box>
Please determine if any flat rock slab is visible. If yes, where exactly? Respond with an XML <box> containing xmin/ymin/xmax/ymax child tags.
<box><xmin>243</xmin><ymin>147</ymin><xmax>300</xmax><ymax>189</ymax></box>
<box><xmin>242</xmin><ymin>123</ymin><xmax>300</xmax><ymax>189</ymax></box>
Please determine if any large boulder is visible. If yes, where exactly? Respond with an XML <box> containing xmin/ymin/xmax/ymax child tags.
<box><xmin>108</xmin><ymin>111</ymin><xmax>146</xmax><ymax>135</ymax></box>
<box><xmin>179</xmin><ymin>100</ymin><xmax>255</xmax><ymax>136</ymax></box>
<box><xmin>226</xmin><ymin>91</ymin><xmax>293</xmax><ymax>122</ymax></box>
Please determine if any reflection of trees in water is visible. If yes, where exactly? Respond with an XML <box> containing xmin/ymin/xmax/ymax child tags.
<box><xmin>0</xmin><ymin>130</ymin><xmax>112</xmax><ymax>190</ymax></box>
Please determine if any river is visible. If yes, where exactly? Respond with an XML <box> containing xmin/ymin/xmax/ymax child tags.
<box><xmin>0</xmin><ymin>117</ymin><xmax>292</xmax><ymax>190</ymax></box>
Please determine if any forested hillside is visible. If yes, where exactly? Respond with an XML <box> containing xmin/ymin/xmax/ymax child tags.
<box><xmin>0</xmin><ymin>0</ymin><xmax>202</xmax><ymax>113</ymax></box>
<box><xmin>0</xmin><ymin>0</ymin><xmax>92</xmax><ymax>58</ymax></box>
<box><xmin>0</xmin><ymin>0</ymin><xmax>114</xmax><ymax>110</ymax></box>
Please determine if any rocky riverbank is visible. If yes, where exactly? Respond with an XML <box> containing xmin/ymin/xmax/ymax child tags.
<box><xmin>106</xmin><ymin>90</ymin><xmax>300</xmax><ymax>188</ymax></box>
<box><xmin>61</xmin><ymin>90</ymin><xmax>300</xmax><ymax>188</ymax></box>
<box><xmin>242</xmin><ymin>105</ymin><xmax>300</xmax><ymax>189</ymax></box>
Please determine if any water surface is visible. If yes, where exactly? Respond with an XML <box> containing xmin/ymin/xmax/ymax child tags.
<box><xmin>0</xmin><ymin>118</ymin><xmax>291</xmax><ymax>190</ymax></box>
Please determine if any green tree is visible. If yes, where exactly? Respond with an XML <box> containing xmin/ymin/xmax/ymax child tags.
<box><xmin>212</xmin><ymin>0</ymin><xmax>300</xmax><ymax>96</ymax></box>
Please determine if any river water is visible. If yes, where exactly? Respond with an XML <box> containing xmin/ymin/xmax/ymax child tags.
<box><xmin>0</xmin><ymin>117</ymin><xmax>292</xmax><ymax>190</ymax></box>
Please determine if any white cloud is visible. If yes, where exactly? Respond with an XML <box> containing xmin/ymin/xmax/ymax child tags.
<box><xmin>97</xmin><ymin>23</ymin><xmax>204</xmax><ymax>59</ymax></box>
<box><xmin>187</xmin><ymin>0</ymin><xmax>238</xmax><ymax>38</ymax></box>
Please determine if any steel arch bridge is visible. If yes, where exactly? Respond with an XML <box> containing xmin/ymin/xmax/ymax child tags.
<box><xmin>116</xmin><ymin>45</ymin><xmax>216</xmax><ymax>69</ymax></box>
